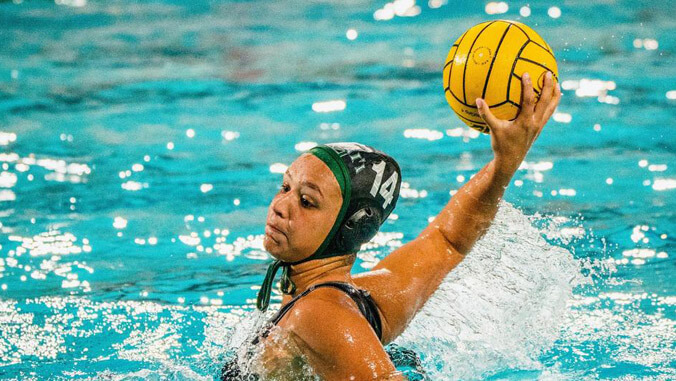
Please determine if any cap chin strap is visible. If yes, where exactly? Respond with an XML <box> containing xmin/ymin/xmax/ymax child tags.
<box><xmin>256</xmin><ymin>146</ymin><xmax>352</xmax><ymax>311</ymax></box>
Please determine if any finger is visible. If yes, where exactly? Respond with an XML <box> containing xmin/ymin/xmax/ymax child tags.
<box><xmin>475</xmin><ymin>98</ymin><xmax>501</xmax><ymax>129</ymax></box>
<box><xmin>541</xmin><ymin>81</ymin><xmax>562</xmax><ymax>122</ymax></box>
<box><xmin>534</xmin><ymin>72</ymin><xmax>554</xmax><ymax>121</ymax></box>
<box><xmin>532</xmin><ymin>82</ymin><xmax>561</xmax><ymax>142</ymax></box>
<box><xmin>518</xmin><ymin>72</ymin><xmax>535</xmax><ymax>121</ymax></box>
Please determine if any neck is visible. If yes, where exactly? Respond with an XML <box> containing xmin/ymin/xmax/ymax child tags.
<box><xmin>287</xmin><ymin>255</ymin><xmax>355</xmax><ymax>298</ymax></box>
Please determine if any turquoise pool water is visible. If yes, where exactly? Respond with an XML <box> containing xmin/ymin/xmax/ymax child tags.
<box><xmin>0</xmin><ymin>0</ymin><xmax>674</xmax><ymax>379</ymax></box>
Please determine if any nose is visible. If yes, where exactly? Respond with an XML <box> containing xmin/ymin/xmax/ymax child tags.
<box><xmin>270</xmin><ymin>191</ymin><xmax>291</xmax><ymax>220</ymax></box>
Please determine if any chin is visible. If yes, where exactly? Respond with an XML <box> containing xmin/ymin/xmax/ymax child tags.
<box><xmin>263</xmin><ymin>235</ymin><xmax>284</xmax><ymax>258</ymax></box>
<box><xmin>263</xmin><ymin>236</ymin><xmax>306</xmax><ymax>263</ymax></box>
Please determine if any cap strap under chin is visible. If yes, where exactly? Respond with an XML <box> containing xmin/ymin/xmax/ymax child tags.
<box><xmin>256</xmin><ymin>259</ymin><xmax>282</xmax><ymax>311</ymax></box>
<box><xmin>280</xmin><ymin>264</ymin><xmax>296</xmax><ymax>295</ymax></box>
<box><xmin>257</xmin><ymin>260</ymin><xmax>299</xmax><ymax>312</ymax></box>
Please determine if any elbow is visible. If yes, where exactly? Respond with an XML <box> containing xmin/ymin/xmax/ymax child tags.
<box><xmin>436</xmin><ymin>221</ymin><xmax>491</xmax><ymax>256</ymax></box>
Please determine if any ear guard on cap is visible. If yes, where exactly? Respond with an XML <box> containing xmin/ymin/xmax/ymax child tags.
<box><xmin>327</xmin><ymin>201</ymin><xmax>383</xmax><ymax>254</ymax></box>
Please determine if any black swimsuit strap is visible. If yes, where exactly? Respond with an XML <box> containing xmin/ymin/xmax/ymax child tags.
<box><xmin>260</xmin><ymin>281</ymin><xmax>383</xmax><ymax>342</ymax></box>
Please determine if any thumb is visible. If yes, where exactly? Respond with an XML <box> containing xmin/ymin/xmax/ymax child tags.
<box><xmin>475</xmin><ymin>98</ymin><xmax>500</xmax><ymax>129</ymax></box>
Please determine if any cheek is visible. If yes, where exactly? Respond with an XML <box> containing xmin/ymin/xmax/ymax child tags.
<box><xmin>306</xmin><ymin>211</ymin><xmax>336</xmax><ymax>241</ymax></box>
<box><xmin>287</xmin><ymin>213</ymin><xmax>327</xmax><ymax>252</ymax></box>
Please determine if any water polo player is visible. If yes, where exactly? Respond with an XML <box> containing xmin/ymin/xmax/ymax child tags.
<box><xmin>223</xmin><ymin>72</ymin><xmax>561</xmax><ymax>380</ymax></box>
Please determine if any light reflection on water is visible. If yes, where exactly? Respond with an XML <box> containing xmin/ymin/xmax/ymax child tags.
<box><xmin>0</xmin><ymin>0</ymin><xmax>674</xmax><ymax>379</ymax></box>
<box><xmin>0</xmin><ymin>205</ymin><xmax>672</xmax><ymax>379</ymax></box>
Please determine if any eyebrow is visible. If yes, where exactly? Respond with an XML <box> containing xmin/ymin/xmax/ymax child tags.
<box><xmin>285</xmin><ymin>170</ymin><xmax>323</xmax><ymax>198</ymax></box>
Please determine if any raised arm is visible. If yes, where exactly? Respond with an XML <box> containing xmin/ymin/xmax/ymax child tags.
<box><xmin>354</xmin><ymin>72</ymin><xmax>561</xmax><ymax>343</ymax></box>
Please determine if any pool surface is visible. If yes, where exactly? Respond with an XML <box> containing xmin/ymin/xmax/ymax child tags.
<box><xmin>0</xmin><ymin>0</ymin><xmax>674</xmax><ymax>379</ymax></box>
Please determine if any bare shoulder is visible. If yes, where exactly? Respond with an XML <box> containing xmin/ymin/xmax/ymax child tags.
<box><xmin>278</xmin><ymin>287</ymin><xmax>401</xmax><ymax>380</ymax></box>
<box><xmin>282</xmin><ymin>287</ymin><xmax>379</xmax><ymax>353</ymax></box>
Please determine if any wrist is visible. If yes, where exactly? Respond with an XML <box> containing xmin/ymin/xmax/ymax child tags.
<box><xmin>491</xmin><ymin>157</ymin><xmax>520</xmax><ymax>184</ymax></box>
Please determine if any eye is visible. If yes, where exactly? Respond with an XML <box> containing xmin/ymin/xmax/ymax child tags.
<box><xmin>280</xmin><ymin>183</ymin><xmax>290</xmax><ymax>193</ymax></box>
<box><xmin>300</xmin><ymin>195</ymin><xmax>314</xmax><ymax>208</ymax></box>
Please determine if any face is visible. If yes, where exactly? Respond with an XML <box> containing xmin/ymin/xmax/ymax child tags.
<box><xmin>264</xmin><ymin>153</ymin><xmax>343</xmax><ymax>263</ymax></box>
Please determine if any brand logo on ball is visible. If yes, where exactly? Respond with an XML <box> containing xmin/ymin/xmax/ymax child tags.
<box><xmin>471</xmin><ymin>46</ymin><xmax>492</xmax><ymax>65</ymax></box>
<box><xmin>462</xmin><ymin>107</ymin><xmax>481</xmax><ymax>119</ymax></box>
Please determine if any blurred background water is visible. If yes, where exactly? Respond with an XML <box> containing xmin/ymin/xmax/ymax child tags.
<box><xmin>0</xmin><ymin>0</ymin><xmax>674</xmax><ymax>379</ymax></box>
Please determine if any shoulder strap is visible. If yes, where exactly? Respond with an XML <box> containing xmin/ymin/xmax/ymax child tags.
<box><xmin>260</xmin><ymin>281</ymin><xmax>382</xmax><ymax>341</ymax></box>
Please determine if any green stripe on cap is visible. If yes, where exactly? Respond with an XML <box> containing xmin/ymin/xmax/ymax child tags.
<box><xmin>303</xmin><ymin>145</ymin><xmax>352</xmax><ymax>261</ymax></box>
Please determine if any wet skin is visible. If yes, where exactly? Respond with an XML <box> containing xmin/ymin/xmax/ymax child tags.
<box><xmin>257</xmin><ymin>72</ymin><xmax>562</xmax><ymax>380</ymax></box>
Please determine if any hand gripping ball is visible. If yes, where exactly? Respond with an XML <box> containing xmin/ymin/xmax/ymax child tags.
<box><xmin>443</xmin><ymin>20</ymin><xmax>558</xmax><ymax>133</ymax></box>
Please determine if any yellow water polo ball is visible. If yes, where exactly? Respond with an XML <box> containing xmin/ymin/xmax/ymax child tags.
<box><xmin>443</xmin><ymin>20</ymin><xmax>558</xmax><ymax>133</ymax></box>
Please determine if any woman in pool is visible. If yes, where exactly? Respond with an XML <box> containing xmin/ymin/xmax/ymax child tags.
<box><xmin>225</xmin><ymin>72</ymin><xmax>561</xmax><ymax>380</ymax></box>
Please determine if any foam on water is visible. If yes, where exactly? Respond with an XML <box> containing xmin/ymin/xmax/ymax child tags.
<box><xmin>394</xmin><ymin>202</ymin><xmax>592</xmax><ymax>379</ymax></box>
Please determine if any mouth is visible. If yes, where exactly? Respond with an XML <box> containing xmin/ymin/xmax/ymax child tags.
<box><xmin>265</xmin><ymin>223</ymin><xmax>287</xmax><ymax>242</ymax></box>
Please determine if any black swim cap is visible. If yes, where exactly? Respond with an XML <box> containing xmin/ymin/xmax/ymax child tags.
<box><xmin>257</xmin><ymin>143</ymin><xmax>402</xmax><ymax>311</ymax></box>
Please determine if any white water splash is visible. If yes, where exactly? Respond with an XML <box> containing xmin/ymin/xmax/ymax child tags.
<box><xmin>395</xmin><ymin>202</ymin><xmax>591</xmax><ymax>379</ymax></box>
